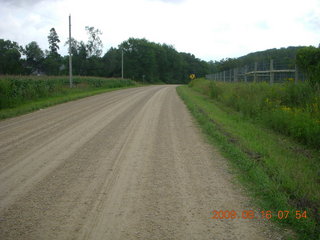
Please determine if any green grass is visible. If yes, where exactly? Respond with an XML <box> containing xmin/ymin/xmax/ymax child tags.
<box><xmin>177</xmin><ymin>85</ymin><xmax>320</xmax><ymax>240</ymax></box>
<box><xmin>190</xmin><ymin>79</ymin><xmax>320</xmax><ymax>148</ymax></box>
<box><xmin>0</xmin><ymin>75</ymin><xmax>139</xmax><ymax>119</ymax></box>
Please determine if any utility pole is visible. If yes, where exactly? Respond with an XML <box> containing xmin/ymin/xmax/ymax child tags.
<box><xmin>69</xmin><ymin>14</ymin><xmax>73</xmax><ymax>88</ymax></box>
<box><xmin>121</xmin><ymin>48</ymin><xmax>124</xmax><ymax>79</ymax></box>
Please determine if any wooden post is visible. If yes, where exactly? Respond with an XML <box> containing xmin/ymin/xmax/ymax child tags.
<box><xmin>295</xmin><ymin>65</ymin><xmax>298</xmax><ymax>84</ymax></box>
<box><xmin>229</xmin><ymin>69</ymin><xmax>232</xmax><ymax>82</ymax></box>
<box><xmin>270</xmin><ymin>59</ymin><xmax>274</xmax><ymax>85</ymax></box>
<box><xmin>254</xmin><ymin>62</ymin><xmax>258</xmax><ymax>82</ymax></box>
<box><xmin>234</xmin><ymin>68</ymin><xmax>238</xmax><ymax>82</ymax></box>
<box><xmin>121</xmin><ymin>49</ymin><xmax>124</xmax><ymax>79</ymax></box>
<box><xmin>244</xmin><ymin>66</ymin><xmax>248</xmax><ymax>83</ymax></box>
<box><xmin>223</xmin><ymin>71</ymin><xmax>226</xmax><ymax>82</ymax></box>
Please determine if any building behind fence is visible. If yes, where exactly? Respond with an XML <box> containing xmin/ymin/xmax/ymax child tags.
<box><xmin>206</xmin><ymin>59</ymin><xmax>306</xmax><ymax>84</ymax></box>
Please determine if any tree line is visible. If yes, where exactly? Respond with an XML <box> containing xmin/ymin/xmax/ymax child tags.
<box><xmin>1</xmin><ymin>26</ymin><xmax>318</xmax><ymax>85</ymax></box>
<box><xmin>0</xmin><ymin>27</ymin><xmax>209</xmax><ymax>84</ymax></box>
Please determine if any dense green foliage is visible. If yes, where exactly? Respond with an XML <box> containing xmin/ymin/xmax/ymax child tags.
<box><xmin>0</xmin><ymin>26</ymin><xmax>209</xmax><ymax>83</ymax></box>
<box><xmin>48</xmin><ymin>28</ymin><xmax>60</xmax><ymax>55</ymax></box>
<box><xmin>0</xmin><ymin>76</ymin><xmax>135</xmax><ymax>110</ymax></box>
<box><xmin>178</xmin><ymin>85</ymin><xmax>320</xmax><ymax>239</ymax></box>
<box><xmin>106</xmin><ymin>38</ymin><xmax>209</xmax><ymax>83</ymax></box>
<box><xmin>23</xmin><ymin>41</ymin><xmax>45</xmax><ymax>74</ymax></box>
<box><xmin>190</xmin><ymin>78</ymin><xmax>320</xmax><ymax>148</ymax></box>
<box><xmin>296</xmin><ymin>46</ymin><xmax>320</xmax><ymax>88</ymax></box>
<box><xmin>0</xmin><ymin>39</ymin><xmax>24</xmax><ymax>74</ymax></box>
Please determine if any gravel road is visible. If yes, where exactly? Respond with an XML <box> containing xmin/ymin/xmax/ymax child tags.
<box><xmin>0</xmin><ymin>85</ymin><xmax>282</xmax><ymax>239</ymax></box>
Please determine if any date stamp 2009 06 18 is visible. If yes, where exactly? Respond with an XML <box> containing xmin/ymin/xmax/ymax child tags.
<box><xmin>210</xmin><ymin>210</ymin><xmax>307</xmax><ymax>220</ymax></box>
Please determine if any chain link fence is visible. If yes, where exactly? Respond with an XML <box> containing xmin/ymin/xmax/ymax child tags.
<box><xmin>206</xmin><ymin>60</ymin><xmax>306</xmax><ymax>84</ymax></box>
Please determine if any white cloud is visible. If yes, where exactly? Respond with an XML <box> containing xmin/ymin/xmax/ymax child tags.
<box><xmin>0</xmin><ymin>0</ymin><xmax>319</xmax><ymax>61</ymax></box>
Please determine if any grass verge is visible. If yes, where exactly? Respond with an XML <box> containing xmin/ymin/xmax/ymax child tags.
<box><xmin>177</xmin><ymin>85</ymin><xmax>320</xmax><ymax>240</ymax></box>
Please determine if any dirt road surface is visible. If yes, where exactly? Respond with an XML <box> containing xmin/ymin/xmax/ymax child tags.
<box><xmin>0</xmin><ymin>86</ymin><xmax>282</xmax><ymax>239</ymax></box>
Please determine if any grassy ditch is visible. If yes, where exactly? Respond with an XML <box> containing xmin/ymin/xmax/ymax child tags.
<box><xmin>177</xmin><ymin>83</ymin><xmax>320</xmax><ymax>239</ymax></box>
<box><xmin>0</xmin><ymin>75</ymin><xmax>137</xmax><ymax>119</ymax></box>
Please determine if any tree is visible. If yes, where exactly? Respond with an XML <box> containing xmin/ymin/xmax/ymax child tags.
<box><xmin>102</xmin><ymin>47</ymin><xmax>121</xmax><ymax>77</ymax></box>
<box><xmin>44</xmin><ymin>28</ymin><xmax>62</xmax><ymax>75</ymax></box>
<box><xmin>64</xmin><ymin>38</ymin><xmax>88</xmax><ymax>75</ymax></box>
<box><xmin>1</xmin><ymin>35</ymin><xmax>210</xmax><ymax>82</ymax></box>
<box><xmin>44</xmin><ymin>51</ymin><xmax>62</xmax><ymax>75</ymax></box>
<box><xmin>115</xmin><ymin>38</ymin><xmax>209</xmax><ymax>83</ymax></box>
<box><xmin>85</xmin><ymin>26</ymin><xmax>103</xmax><ymax>57</ymax></box>
<box><xmin>296</xmin><ymin>46</ymin><xmax>320</xmax><ymax>88</ymax></box>
<box><xmin>67</xmin><ymin>37</ymin><xmax>79</xmax><ymax>56</ymax></box>
<box><xmin>23</xmin><ymin>41</ymin><xmax>44</xmax><ymax>74</ymax></box>
<box><xmin>0</xmin><ymin>39</ymin><xmax>24</xmax><ymax>74</ymax></box>
<box><xmin>47</xmin><ymin>28</ymin><xmax>60</xmax><ymax>55</ymax></box>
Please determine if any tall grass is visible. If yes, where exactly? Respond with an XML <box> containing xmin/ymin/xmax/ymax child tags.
<box><xmin>0</xmin><ymin>75</ymin><xmax>135</xmax><ymax>110</ymax></box>
<box><xmin>190</xmin><ymin>79</ymin><xmax>320</xmax><ymax>148</ymax></box>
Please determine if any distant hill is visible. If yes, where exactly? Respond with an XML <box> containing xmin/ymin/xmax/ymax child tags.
<box><xmin>209</xmin><ymin>46</ymin><xmax>306</xmax><ymax>73</ymax></box>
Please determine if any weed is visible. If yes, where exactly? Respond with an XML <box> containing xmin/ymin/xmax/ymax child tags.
<box><xmin>189</xmin><ymin>79</ymin><xmax>320</xmax><ymax>148</ymax></box>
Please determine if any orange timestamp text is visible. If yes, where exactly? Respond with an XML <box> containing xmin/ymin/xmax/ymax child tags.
<box><xmin>210</xmin><ymin>210</ymin><xmax>307</xmax><ymax>220</ymax></box>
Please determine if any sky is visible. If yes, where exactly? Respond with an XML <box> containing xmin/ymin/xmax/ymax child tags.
<box><xmin>0</xmin><ymin>0</ymin><xmax>319</xmax><ymax>61</ymax></box>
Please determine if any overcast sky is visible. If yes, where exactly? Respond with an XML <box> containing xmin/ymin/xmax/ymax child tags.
<box><xmin>1</xmin><ymin>0</ymin><xmax>319</xmax><ymax>61</ymax></box>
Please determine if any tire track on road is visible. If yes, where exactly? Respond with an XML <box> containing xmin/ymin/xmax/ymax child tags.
<box><xmin>0</xmin><ymin>85</ymin><xmax>283</xmax><ymax>240</ymax></box>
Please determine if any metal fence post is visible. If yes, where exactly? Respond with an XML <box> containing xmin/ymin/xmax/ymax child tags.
<box><xmin>254</xmin><ymin>62</ymin><xmax>258</xmax><ymax>82</ymax></box>
<box><xmin>270</xmin><ymin>59</ymin><xmax>274</xmax><ymax>85</ymax></box>
<box><xmin>234</xmin><ymin>68</ymin><xmax>238</xmax><ymax>82</ymax></box>
<box><xmin>295</xmin><ymin>65</ymin><xmax>298</xmax><ymax>84</ymax></box>
<box><xmin>244</xmin><ymin>66</ymin><xmax>248</xmax><ymax>83</ymax></box>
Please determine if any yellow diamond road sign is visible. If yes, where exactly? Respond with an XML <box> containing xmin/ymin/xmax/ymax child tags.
<box><xmin>190</xmin><ymin>74</ymin><xmax>196</xmax><ymax>80</ymax></box>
